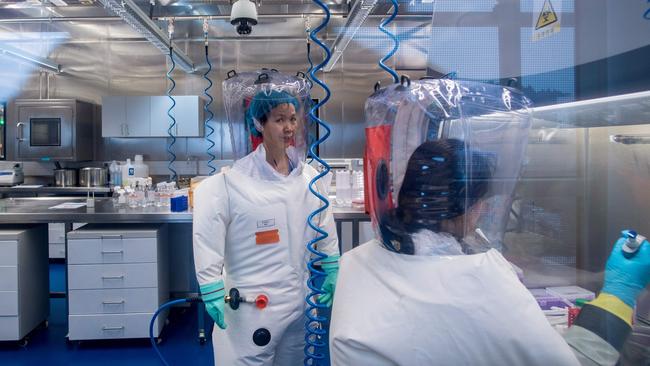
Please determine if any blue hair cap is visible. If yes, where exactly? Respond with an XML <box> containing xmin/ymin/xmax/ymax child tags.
<box><xmin>246</xmin><ymin>90</ymin><xmax>299</xmax><ymax>137</ymax></box>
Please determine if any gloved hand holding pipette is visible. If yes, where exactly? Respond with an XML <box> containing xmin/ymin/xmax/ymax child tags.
<box><xmin>601</xmin><ymin>230</ymin><xmax>650</xmax><ymax>308</ymax></box>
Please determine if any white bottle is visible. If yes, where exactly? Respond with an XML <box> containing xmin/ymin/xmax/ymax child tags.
<box><xmin>122</xmin><ymin>158</ymin><xmax>135</xmax><ymax>187</ymax></box>
<box><xmin>133</xmin><ymin>154</ymin><xmax>149</xmax><ymax>178</ymax></box>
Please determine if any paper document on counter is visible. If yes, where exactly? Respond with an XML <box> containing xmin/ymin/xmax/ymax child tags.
<box><xmin>49</xmin><ymin>202</ymin><xmax>87</xmax><ymax>210</ymax></box>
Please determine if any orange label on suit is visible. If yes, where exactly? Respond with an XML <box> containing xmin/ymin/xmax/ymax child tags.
<box><xmin>255</xmin><ymin>229</ymin><xmax>280</xmax><ymax>245</ymax></box>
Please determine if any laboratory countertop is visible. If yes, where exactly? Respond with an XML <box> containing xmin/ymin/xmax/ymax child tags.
<box><xmin>0</xmin><ymin>197</ymin><xmax>369</xmax><ymax>224</ymax></box>
<box><xmin>0</xmin><ymin>185</ymin><xmax>112</xmax><ymax>195</ymax></box>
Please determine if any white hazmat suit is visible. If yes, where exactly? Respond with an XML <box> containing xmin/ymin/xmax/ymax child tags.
<box><xmin>194</xmin><ymin>144</ymin><xmax>339</xmax><ymax>365</ymax></box>
<box><xmin>329</xmin><ymin>237</ymin><xmax>582</xmax><ymax>366</ymax></box>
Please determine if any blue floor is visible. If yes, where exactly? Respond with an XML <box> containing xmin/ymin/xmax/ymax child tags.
<box><xmin>0</xmin><ymin>264</ymin><xmax>330</xmax><ymax>366</ymax></box>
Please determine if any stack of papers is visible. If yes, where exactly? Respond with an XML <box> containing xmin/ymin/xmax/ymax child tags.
<box><xmin>48</xmin><ymin>202</ymin><xmax>87</xmax><ymax>210</ymax></box>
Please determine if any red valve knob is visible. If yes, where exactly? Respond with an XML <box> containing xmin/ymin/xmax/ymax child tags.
<box><xmin>255</xmin><ymin>294</ymin><xmax>269</xmax><ymax>309</ymax></box>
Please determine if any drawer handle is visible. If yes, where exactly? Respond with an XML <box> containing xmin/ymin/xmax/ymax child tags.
<box><xmin>101</xmin><ymin>275</ymin><xmax>125</xmax><ymax>280</ymax></box>
<box><xmin>101</xmin><ymin>235</ymin><xmax>123</xmax><ymax>239</ymax></box>
<box><xmin>102</xmin><ymin>300</ymin><xmax>125</xmax><ymax>305</ymax></box>
<box><xmin>101</xmin><ymin>250</ymin><xmax>124</xmax><ymax>254</ymax></box>
<box><xmin>102</xmin><ymin>326</ymin><xmax>125</xmax><ymax>331</ymax></box>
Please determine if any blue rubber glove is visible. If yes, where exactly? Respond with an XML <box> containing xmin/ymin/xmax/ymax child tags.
<box><xmin>318</xmin><ymin>255</ymin><xmax>340</xmax><ymax>307</ymax></box>
<box><xmin>601</xmin><ymin>231</ymin><xmax>650</xmax><ymax>308</ymax></box>
<box><xmin>200</xmin><ymin>280</ymin><xmax>227</xmax><ymax>330</ymax></box>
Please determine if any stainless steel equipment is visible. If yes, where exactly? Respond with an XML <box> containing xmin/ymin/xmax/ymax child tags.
<box><xmin>13</xmin><ymin>99</ymin><xmax>95</xmax><ymax>161</ymax></box>
<box><xmin>54</xmin><ymin>169</ymin><xmax>77</xmax><ymax>187</ymax></box>
<box><xmin>79</xmin><ymin>167</ymin><xmax>107</xmax><ymax>187</ymax></box>
<box><xmin>0</xmin><ymin>162</ymin><xmax>24</xmax><ymax>186</ymax></box>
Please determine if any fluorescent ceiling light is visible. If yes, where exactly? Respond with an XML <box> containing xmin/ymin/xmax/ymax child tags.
<box><xmin>0</xmin><ymin>42</ymin><xmax>61</xmax><ymax>73</ymax></box>
<box><xmin>48</xmin><ymin>0</ymin><xmax>69</xmax><ymax>6</ymax></box>
<box><xmin>0</xmin><ymin>32</ymin><xmax>70</xmax><ymax>42</ymax></box>
<box><xmin>323</xmin><ymin>0</ymin><xmax>378</xmax><ymax>72</ymax></box>
<box><xmin>97</xmin><ymin>0</ymin><xmax>195</xmax><ymax>73</ymax></box>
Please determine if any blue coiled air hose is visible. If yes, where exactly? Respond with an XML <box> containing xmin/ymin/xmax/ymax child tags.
<box><xmin>150</xmin><ymin>297</ymin><xmax>202</xmax><ymax>366</ymax></box>
<box><xmin>305</xmin><ymin>41</ymin><xmax>315</xmax><ymax>164</ymax></box>
<box><xmin>203</xmin><ymin>43</ymin><xmax>217</xmax><ymax>175</ymax></box>
<box><xmin>304</xmin><ymin>1</ymin><xmax>332</xmax><ymax>365</ymax></box>
<box><xmin>167</xmin><ymin>46</ymin><xmax>178</xmax><ymax>182</ymax></box>
<box><xmin>378</xmin><ymin>0</ymin><xmax>400</xmax><ymax>83</ymax></box>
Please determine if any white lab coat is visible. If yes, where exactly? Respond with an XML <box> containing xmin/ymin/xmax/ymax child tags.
<box><xmin>193</xmin><ymin>145</ymin><xmax>339</xmax><ymax>366</ymax></box>
<box><xmin>329</xmin><ymin>238</ymin><xmax>581</xmax><ymax>366</ymax></box>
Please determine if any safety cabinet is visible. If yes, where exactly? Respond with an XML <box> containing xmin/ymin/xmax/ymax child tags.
<box><xmin>66</xmin><ymin>224</ymin><xmax>169</xmax><ymax>341</ymax></box>
<box><xmin>0</xmin><ymin>225</ymin><xmax>49</xmax><ymax>343</ymax></box>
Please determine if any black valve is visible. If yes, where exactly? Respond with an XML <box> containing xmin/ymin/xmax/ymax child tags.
<box><xmin>225</xmin><ymin>288</ymin><xmax>243</xmax><ymax>310</ymax></box>
<box><xmin>253</xmin><ymin>328</ymin><xmax>271</xmax><ymax>347</ymax></box>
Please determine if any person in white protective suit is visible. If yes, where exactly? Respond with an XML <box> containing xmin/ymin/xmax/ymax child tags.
<box><xmin>194</xmin><ymin>87</ymin><xmax>340</xmax><ymax>366</ymax></box>
<box><xmin>329</xmin><ymin>79</ymin><xmax>650</xmax><ymax>366</ymax></box>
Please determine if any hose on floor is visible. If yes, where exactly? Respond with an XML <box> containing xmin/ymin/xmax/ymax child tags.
<box><xmin>150</xmin><ymin>297</ymin><xmax>202</xmax><ymax>366</ymax></box>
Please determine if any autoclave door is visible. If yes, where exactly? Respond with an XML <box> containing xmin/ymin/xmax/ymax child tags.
<box><xmin>16</xmin><ymin>104</ymin><xmax>73</xmax><ymax>161</ymax></box>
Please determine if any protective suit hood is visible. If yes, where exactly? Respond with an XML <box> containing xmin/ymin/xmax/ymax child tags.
<box><xmin>364</xmin><ymin>78</ymin><xmax>532</xmax><ymax>255</ymax></box>
<box><xmin>222</xmin><ymin>69</ymin><xmax>311</xmax><ymax>160</ymax></box>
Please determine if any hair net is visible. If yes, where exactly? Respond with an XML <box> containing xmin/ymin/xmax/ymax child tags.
<box><xmin>245</xmin><ymin>90</ymin><xmax>300</xmax><ymax>138</ymax></box>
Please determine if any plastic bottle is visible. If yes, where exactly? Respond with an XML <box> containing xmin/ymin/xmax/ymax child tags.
<box><xmin>109</xmin><ymin>161</ymin><xmax>122</xmax><ymax>187</ymax></box>
<box><xmin>134</xmin><ymin>154</ymin><xmax>149</xmax><ymax>179</ymax></box>
<box><xmin>134</xmin><ymin>179</ymin><xmax>146</xmax><ymax>207</ymax></box>
<box><xmin>122</xmin><ymin>158</ymin><xmax>135</xmax><ymax>187</ymax></box>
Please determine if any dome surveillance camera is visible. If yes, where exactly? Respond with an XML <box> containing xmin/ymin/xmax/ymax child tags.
<box><xmin>230</xmin><ymin>0</ymin><xmax>258</xmax><ymax>36</ymax></box>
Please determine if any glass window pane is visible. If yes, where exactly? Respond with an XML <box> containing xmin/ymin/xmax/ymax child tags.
<box><xmin>30</xmin><ymin>118</ymin><xmax>61</xmax><ymax>146</ymax></box>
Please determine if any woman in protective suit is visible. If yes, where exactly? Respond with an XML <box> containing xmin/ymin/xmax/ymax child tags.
<box><xmin>329</xmin><ymin>78</ymin><xmax>649</xmax><ymax>366</ymax></box>
<box><xmin>329</xmin><ymin>138</ymin><xmax>650</xmax><ymax>366</ymax></box>
<box><xmin>193</xmin><ymin>89</ymin><xmax>340</xmax><ymax>366</ymax></box>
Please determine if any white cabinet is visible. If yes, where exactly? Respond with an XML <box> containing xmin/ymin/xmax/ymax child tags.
<box><xmin>125</xmin><ymin>96</ymin><xmax>150</xmax><ymax>136</ymax></box>
<box><xmin>149</xmin><ymin>96</ymin><xmax>169</xmax><ymax>137</ymax></box>
<box><xmin>66</xmin><ymin>224</ymin><xmax>168</xmax><ymax>340</ymax></box>
<box><xmin>149</xmin><ymin>96</ymin><xmax>204</xmax><ymax>137</ymax></box>
<box><xmin>101</xmin><ymin>96</ymin><xmax>126</xmax><ymax>137</ymax></box>
<box><xmin>102</xmin><ymin>96</ymin><xmax>204</xmax><ymax>138</ymax></box>
<box><xmin>0</xmin><ymin>225</ymin><xmax>49</xmax><ymax>341</ymax></box>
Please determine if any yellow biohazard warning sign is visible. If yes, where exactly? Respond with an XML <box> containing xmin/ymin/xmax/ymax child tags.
<box><xmin>532</xmin><ymin>0</ymin><xmax>562</xmax><ymax>41</ymax></box>
<box><xmin>535</xmin><ymin>0</ymin><xmax>558</xmax><ymax>30</ymax></box>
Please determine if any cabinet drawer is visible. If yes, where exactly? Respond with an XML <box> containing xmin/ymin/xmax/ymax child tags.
<box><xmin>68</xmin><ymin>313</ymin><xmax>162</xmax><ymax>340</ymax></box>
<box><xmin>0</xmin><ymin>241</ymin><xmax>17</xmax><ymax>266</ymax></box>
<box><xmin>0</xmin><ymin>316</ymin><xmax>19</xmax><ymax>340</ymax></box>
<box><xmin>68</xmin><ymin>237</ymin><xmax>157</xmax><ymax>265</ymax></box>
<box><xmin>49</xmin><ymin>243</ymin><xmax>66</xmax><ymax>259</ymax></box>
<box><xmin>68</xmin><ymin>263</ymin><xmax>158</xmax><ymax>290</ymax></box>
<box><xmin>69</xmin><ymin>288</ymin><xmax>160</xmax><ymax>315</ymax></box>
<box><xmin>48</xmin><ymin>223</ymin><xmax>66</xmax><ymax>244</ymax></box>
<box><xmin>0</xmin><ymin>266</ymin><xmax>17</xmax><ymax>291</ymax></box>
<box><xmin>0</xmin><ymin>291</ymin><xmax>18</xmax><ymax>316</ymax></box>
